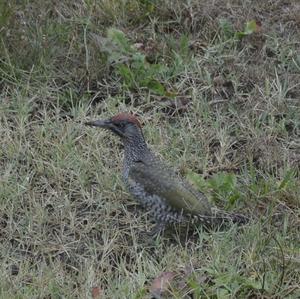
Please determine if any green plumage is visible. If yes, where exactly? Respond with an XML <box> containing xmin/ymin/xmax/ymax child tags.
<box><xmin>129</xmin><ymin>160</ymin><xmax>212</xmax><ymax>216</ymax></box>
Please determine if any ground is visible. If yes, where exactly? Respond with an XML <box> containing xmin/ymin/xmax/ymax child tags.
<box><xmin>0</xmin><ymin>0</ymin><xmax>299</xmax><ymax>298</ymax></box>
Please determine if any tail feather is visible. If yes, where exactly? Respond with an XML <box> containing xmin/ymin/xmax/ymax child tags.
<box><xmin>216</xmin><ymin>210</ymin><xmax>249</xmax><ymax>225</ymax></box>
<box><xmin>191</xmin><ymin>209</ymin><xmax>249</xmax><ymax>226</ymax></box>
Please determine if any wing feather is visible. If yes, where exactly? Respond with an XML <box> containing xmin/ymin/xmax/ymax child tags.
<box><xmin>128</xmin><ymin>161</ymin><xmax>211</xmax><ymax>215</ymax></box>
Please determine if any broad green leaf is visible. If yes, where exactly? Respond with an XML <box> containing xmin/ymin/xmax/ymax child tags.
<box><xmin>244</xmin><ymin>20</ymin><xmax>257</xmax><ymax>35</ymax></box>
<box><xmin>107</xmin><ymin>28</ymin><xmax>133</xmax><ymax>53</ymax></box>
<box><xmin>117</xmin><ymin>64</ymin><xmax>135</xmax><ymax>86</ymax></box>
<box><xmin>207</xmin><ymin>172</ymin><xmax>240</xmax><ymax>204</ymax></box>
<box><xmin>187</xmin><ymin>171</ymin><xmax>208</xmax><ymax>191</ymax></box>
<box><xmin>146</xmin><ymin>79</ymin><xmax>166</xmax><ymax>95</ymax></box>
<box><xmin>235</xmin><ymin>20</ymin><xmax>257</xmax><ymax>39</ymax></box>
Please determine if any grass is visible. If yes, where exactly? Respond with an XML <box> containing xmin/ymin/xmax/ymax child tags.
<box><xmin>0</xmin><ymin>0</ymin><xmax>299</xmax><ymax>298</ymax></box>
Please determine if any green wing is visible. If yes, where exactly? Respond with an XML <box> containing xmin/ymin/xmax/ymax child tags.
<box><xmin>128</xmin><ymin>161</ymin><xmax>212</xmax><ymax>216</ymax></box>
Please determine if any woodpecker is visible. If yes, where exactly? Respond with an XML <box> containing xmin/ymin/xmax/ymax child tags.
<box><xmin>85</xmin><ymin>113</ymin><xmax>247</xmax><ymax>234</ymax></box>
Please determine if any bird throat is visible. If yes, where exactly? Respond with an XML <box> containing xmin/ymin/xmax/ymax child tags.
<box><xmin>122</xmin><ymin>138</ymin><xmax>149</xmax><ymax>179</ymax></box>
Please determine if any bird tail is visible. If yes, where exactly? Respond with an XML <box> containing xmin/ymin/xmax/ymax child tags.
<box><xmin>191</xmin><ymin>209</ymin><xmax>249</xmax><ymax>226</ymax></box>
<box><xmin>214</xmin><ymin>209</ymin><xmax>249</xmax><ymax>225</ymax></box>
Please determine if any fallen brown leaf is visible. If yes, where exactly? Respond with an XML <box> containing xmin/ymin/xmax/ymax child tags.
<box><xmin>149</xmin><ymin>271</ymin><xmax>176</xmax><ymax>298</ymax></box>
<box><xmin>92</xmin><ymin>286</ymin><xmax>102</xmax><ymax>299</ymax></box>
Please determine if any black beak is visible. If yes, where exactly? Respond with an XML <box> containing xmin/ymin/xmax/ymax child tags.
<box><xmin>84</xmin><ymin>119</ymin><xmax>112</xmax><ymax>128</ymax></box>
<box><xmin>85</xmin><ymin>119</ymin><xmax>125</xmax><ymax>137</ymax></box>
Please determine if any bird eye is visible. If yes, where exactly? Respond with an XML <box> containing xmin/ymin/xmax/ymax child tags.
<box><xmin>117</xmin><ymin>122</ymin><xmax>125</xmax><ymax>128</ymax></box>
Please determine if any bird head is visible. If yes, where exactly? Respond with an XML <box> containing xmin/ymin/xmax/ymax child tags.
<box><xmin>85</xmin><ymin>112</ymin><xmax>143</xmax><ymax>141</ymax></box>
